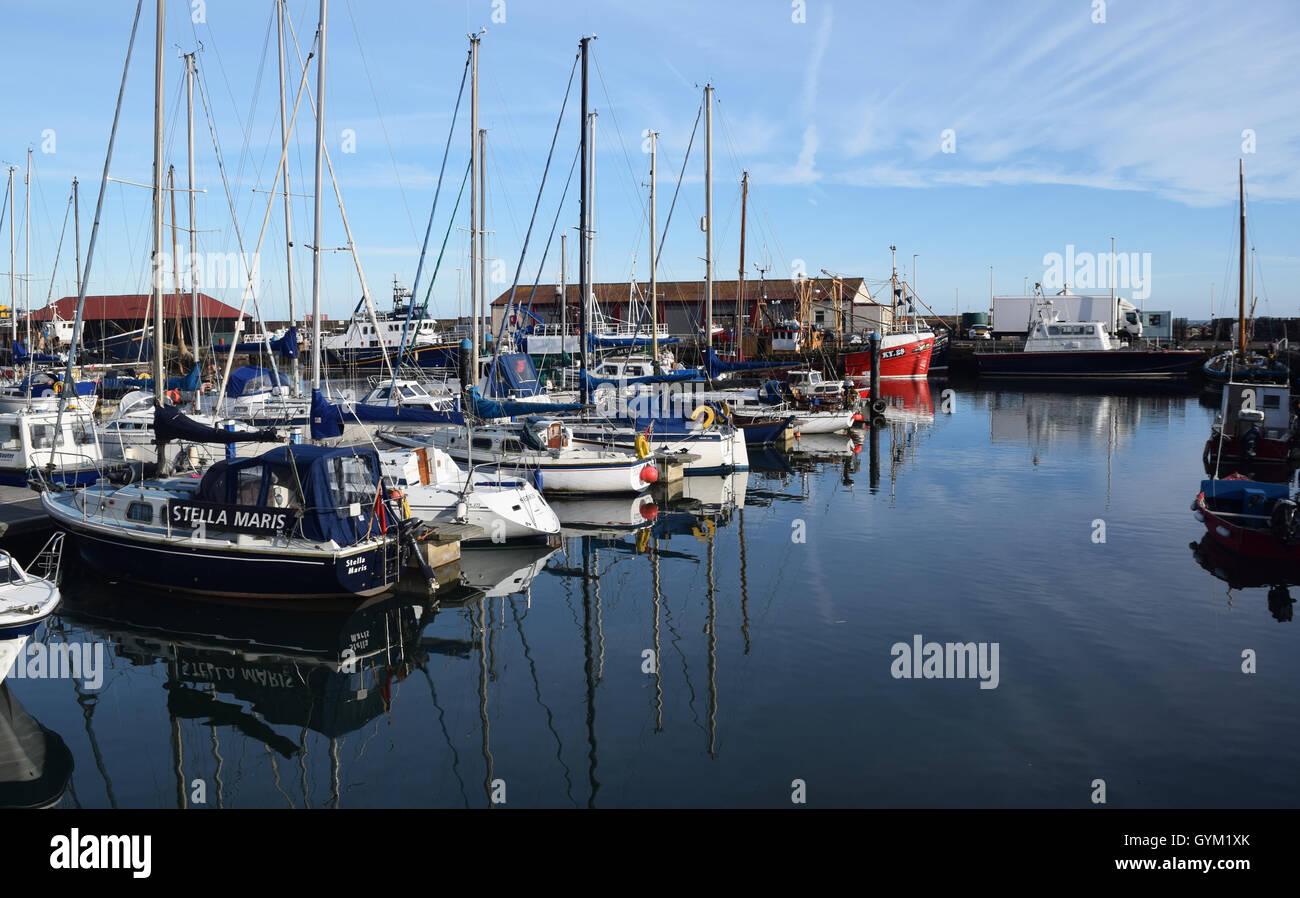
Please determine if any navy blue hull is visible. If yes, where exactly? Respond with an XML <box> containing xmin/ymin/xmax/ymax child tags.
<box><xmin>0</xmin><ymin>618</ymin><xmax>46</xmax><ymax>638</ymax></box>
<box><xmin>326</xmin><ymin>344</ymin><xmax>460</xmax><ymax>370</ymax></box>
<box><xmin>64</xmin><ymin>527</ymin><xmax>401</xmax><ymax>599</ymax></box>
<box><xmin>737</xmin><ymin>417</ymin><xmax>795</xmax><ymax>445</ymax></box>
<box><xmin>976</xmin><ymin>349</ymin><xmax>1202</xmax><ymax>377</ymax></box>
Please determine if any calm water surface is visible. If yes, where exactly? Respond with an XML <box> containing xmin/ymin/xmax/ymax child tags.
<box><xmin>3</xmin><ymin>380</ymin><xmax>1297</xmax><ymax>808</ymax></box>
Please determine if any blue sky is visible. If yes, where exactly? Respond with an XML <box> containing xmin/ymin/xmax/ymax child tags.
<box><xmin>1</xmin><ymin>0</ymin><xmax>1297</xmax><ymax>324</ymax></box>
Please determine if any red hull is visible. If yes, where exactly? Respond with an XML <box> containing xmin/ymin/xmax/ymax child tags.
<box><xmin>843</xmin><ymin>333</ymin><xmax>933</xmax><ymax>392</ymax></box>
<box><xmin>1195</xmin><ymin>491</ymin><xmax>1300</xmax><ymax>561</ymax></box>
<box><xmin>1203</xmin><ymin>435</ymin><xmax>1294</xmax><ymax>480</ymax></box>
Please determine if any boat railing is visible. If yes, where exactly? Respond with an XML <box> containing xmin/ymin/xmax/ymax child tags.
<box><xmin>31</xmin><ymin>531</ymin><xmax>65</xmax><ymax>584</ymax></box>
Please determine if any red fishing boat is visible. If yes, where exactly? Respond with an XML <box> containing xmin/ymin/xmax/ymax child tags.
<box><xmin>1193</xmin><ymin>475</ymin><xmax>1300</xmax><ymax>560</ymax></box>
<box><xmin>1202</xmin><ymin>379</ymin><xmax>1298</xmax><ymax>480</ymax></box>
<box><xmin>842</xmin><ymin>246</ymin><xmax>933</xmax><ymax>391</ymax></box>
<box><xmin>843</xmin><ymin>329</ymin><xmax>933</xmax><ymax>391</ymax></box>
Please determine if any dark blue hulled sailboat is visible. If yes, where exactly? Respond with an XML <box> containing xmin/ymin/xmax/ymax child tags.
<box><xmin>41</xmin><ymin>441</ymin><xmax>409</xmax><ymax>599</ymax></box>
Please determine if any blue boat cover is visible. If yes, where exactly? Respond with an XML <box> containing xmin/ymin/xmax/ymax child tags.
<box><xmin>485</xmin><ymin>353</ymin><xmax>544</xmax><ymax>397</ymax></box>
<box><xmin>226</xmin><ymin>366</ymin><xmax>294</xmax><ymax>398</ymax></box>
<box><xmin>195</xmin><ymin>443</ymin><xmax>386</xmax><ymax>546</ymax></box>
<box><xmin>310</xmin><ymin>389</ymin><xmax>344</xmax><ymax>440</ymax></box>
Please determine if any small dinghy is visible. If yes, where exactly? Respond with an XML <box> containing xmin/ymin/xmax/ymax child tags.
<box><xmin>0</xmin><ymin>533</ymin><xmax>64</xmax><ymax>640</ymax></box>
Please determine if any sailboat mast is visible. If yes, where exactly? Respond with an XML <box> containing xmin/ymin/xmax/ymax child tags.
<box><xmin>150</xmin><ymin>1</ymin><xmax>165</xmax><ymax>408</ymax></box>
<box><xmin>24</xmin><ymin>149</ymin><xmax>31</xmax><ymax>348</ymax></box>
<box><xmin>276</xmin><ymin>1</ymin><xmax>298</xmax><ymax>389</ymax></box>
<box><xmin>560</xmin><ymin>232</ymin><xmax>567</xmax><ymax>344</ymax></box>
<box><xmin>479</xmin><ymin>127</ymin><xmax>486</xmax><ymax>361</ymax></box>
<box><xmin>168</xmin><ymin>166</ymin><xmax>183</xmax><ymax>351</ymax></box>
<box><xmin>578</xmin><ymin>36</ymin><xmax>590</xmax><ymax>405</ymax></box>
<box><xmin>185</xmin><ymin>52</ymin><xmax>197</xmax><ymax>372</ymax></box>
<box><xmin>737</xmin><ymin>170</ymin><xmax>747</xmax><ymax>362</ymax></box>
<box><xmin>704</xmin><ymin>83</ymin><xmax>713</xmax><ymax>352</ymax></box>
<box><xmin>7</xmin><ymin>167</ymin><xmax>14</xmax><ymax>348</ymax></box>
<box><xmin>73</xmin><ymin>178</ymin><xmax>81</xmax><ymax>299</ymax></box>
<box><xmin>310</xmin><ymin>0</ymin><xmax>327</xmax><ymax>392</ymax></box>
<box><xmin>649</xmin><ymin>129</ymin><xmax>658</xmax><ymax>372</ymax></box>
<box><xmin>1238</xmin><ymin>159</ymin><xmax>1246</xmax><ymax>358</ymax></box>
<box><xmin>469</xmin><ymin>34</ymin><xmax>480</xmax><ymax>359</ymax></box>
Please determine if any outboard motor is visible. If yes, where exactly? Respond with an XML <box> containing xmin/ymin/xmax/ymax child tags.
<box><xmin>1269</xmin><ymin>497</ymin><xmax>1300</xmax><ymax>545</ymax></box>
<box><xmin>1241</xmin><ymin>423</ymin><xmax>1261</xmax><ymax>460</ymax></box>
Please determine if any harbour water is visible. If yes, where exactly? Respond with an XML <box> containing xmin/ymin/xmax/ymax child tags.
<box><xmin>4</xmin><ymin>381</ymin><xmax>1297</xmax><ymax>808</ymax></box>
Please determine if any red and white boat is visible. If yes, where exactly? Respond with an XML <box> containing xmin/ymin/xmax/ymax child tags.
<box><xmin>842</xmin><ymin>327</ymin><xmax>934</xmax><ymax>394</ymax></box>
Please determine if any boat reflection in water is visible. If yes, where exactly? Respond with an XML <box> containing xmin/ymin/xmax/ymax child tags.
<box><xmin>983</xmin><ymin>380</ymin><xmax>1197</xmax><ymax>461</ymax></box>
<box><xmin>548</xmin><ymin>494</ymin><xmax>659</xmax><ymax>538</ymax></box>
<box><xmin>0</xmin><ymin>637</ymin><xmax>75</xmax><ymax>808</ymax></box>
<box><xmin>55</xmin><ymin>569</ymin><xmax>445</xmax><ymax>808</ymax></box>
<box><xmin>1190</xmin><ymin>534</ymin><xmax>1298</xmax><ymax>622</ymax></box>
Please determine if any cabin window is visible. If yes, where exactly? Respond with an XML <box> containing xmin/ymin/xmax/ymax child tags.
<box><xmin>502</xmin><ymin>439</ymin><xmax>524</xmax><ymax>453</ymax></box>
<box><xmin>471</xmin><ymin>437</ymin><xmax>493</xmax><ymax>451</ymax></box>
<box><xmin>28</xmin><ymin>424</ymin><xmax>60</xmax><ymax>449</ymax></box>
<box><xmin>1048</xmin><ymin>326</ymin><xmax>1061</xmax><ymax>336</ymax></box>
<box><xmin>0</xmin><ymin>424</ymin><xmax>20</xmax><ymax>450</ymax></box>
<box><xmin>328</xmin><ymin>455</ymin><xmax>377</xmax><ymax>516</ymax></box>
<box><xmin>232</xmin><ymin>466</ymin><xmax>265</xmax><ymax>505</ymax></box>
<box><xmin>72</xmin><ymin>422</ymin><xmax>97</xmax><ymax>445</ymax></box>
<box><xmin>373</xmin><ymin>387</ymin><xmax>391</xmax><ymax>400</ymax></box>
<box><xmin>1264</xmin><ymin>394</ymin><xmax>1281</xmax><ymax>409</ymax></box>
<box><xmin>0</xmin><ymin>562</ymin><xmax>21</xmax><ymax>584</ymax></box>
<box><xmin>126</xmin><ymin>502</ymin><xmax>153</xmax><ymax>524</ymax></box>
<box><xmin>401</xmin><ymin>385</ymin><xmax>420</xmax><ymax>398</ymax></box>
<box><xmin>1086</xmin><ymin>326</ymin><xmax>1095</xmax><ymax>334</ymax></box>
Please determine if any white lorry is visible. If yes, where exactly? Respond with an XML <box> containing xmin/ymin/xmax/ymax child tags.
<box><xmin>991</xmin><ymin>289</ymin><xmax>1143</xmax><ymax>341</ymax></box>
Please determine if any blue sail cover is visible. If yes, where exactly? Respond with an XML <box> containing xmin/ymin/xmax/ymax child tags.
<box><xmin>350</xmin><ymin>403</ymin><xmax>465</xmax><ymax>426</ymax></box>
<box><xmin>154</xmin><ymin>404</ymin><xmax>279</xmax><ymax>444</ymax></box>
<box><xmin>102</xmin><ymin>365</ymin><xmax>200</xmax><ymax>394</ymax></box>
<box><xmin>468</xmin><ymin>386</ymin><xmax>584</xmax><ymax>419</ymax></box>
<box><xmin>195</xmin><ymin>444</ymin><xmax>386</xmax><ymax>546</ymax></box>
<box><xmin>591</xmin><ymin>333</ymin><xmax>680</xmax><ymax>349</ymax></box>
<box><xmin>703</xmin><ymin>348</ymin><xmax>796</xmax><ymax>378</ymax></box>
<box><xmin>212</xmin><ymin>326</ymin><xmax>300</xmax><ymax>359</ymax></box>
<box><xmin>581</xmin><ymin>368</ymin><xmax>702</xmax><ymax>389</ymax></box>
<box><xmin>226</xmin><ymin>366</ymin><xmax>295</xmax><ymax>398</ymax></box>
<box><xmin>310</xmin><ymin>389</ymin><xmax>344</xmax><ymax>440</ymax></box>
<box><xmin>11</xmin><ymin>341</ymin><xmax>65</xmax><ymax>364</ymax></box>
<box><xmin>10</xmin><ymin>373</ymin><xmax>97</xmax><ymax>397</ymax></box>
